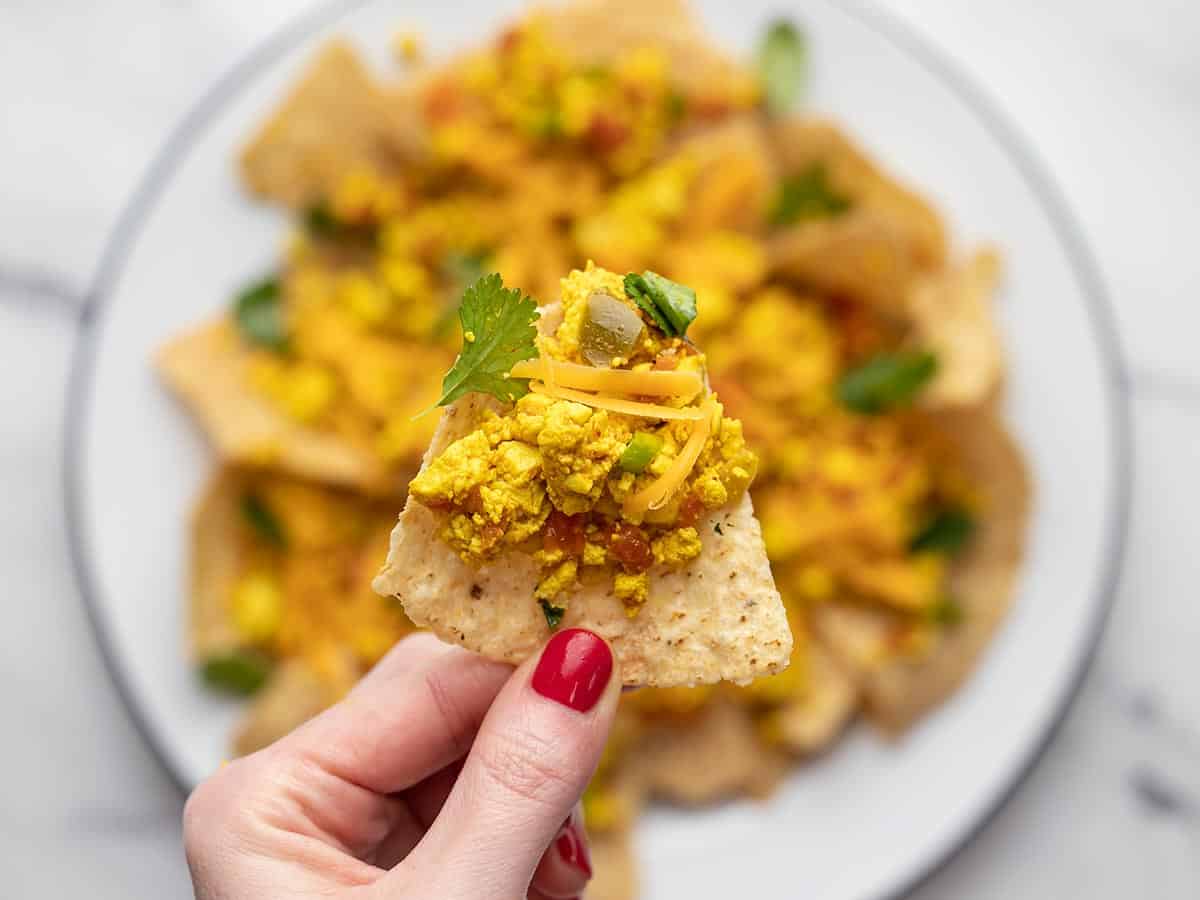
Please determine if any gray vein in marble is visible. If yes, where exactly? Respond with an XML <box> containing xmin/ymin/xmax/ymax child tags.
<box><xmin>1129</xmin><ymin>766</ymin><xmax>1198</xmax><ymax>823</ymax></box>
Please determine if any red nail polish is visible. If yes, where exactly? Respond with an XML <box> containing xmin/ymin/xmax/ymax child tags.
<box><xmin>555</xmin><ymin>821</ymin><xmax>593</xmax><ymax>879</ymax></box>
<box><xmin>531</xmin><ymin>628</ymin><xmax>613</xmax><ymax>712</ymax></box>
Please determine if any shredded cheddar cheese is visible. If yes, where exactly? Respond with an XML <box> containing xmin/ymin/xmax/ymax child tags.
<box><xmin>512</xmin><ymin>358</ymin><xmax>702</xmax><ymax>398</ymax></box>
<box><xmin>530</xmin><ymin>381</ymin><xmax>706</xmax><ymax>421</ymax></box>
<box><xmin>623</xmin><ymin>397</ymin><xmax>717</xmax><ymax>517</ymax></box>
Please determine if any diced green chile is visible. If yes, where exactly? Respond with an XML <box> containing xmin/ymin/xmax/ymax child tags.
<box><xmin>623</xmin><ymin>271</ymin><xmax>697</xmax><ymax>337</ymax></box>
<box><xmin>619</xmin><ymin>432</ymin><xmax>664</xmax><ymax>473</ymax></box>
<box><xmin>201</xmin><ymin>649</ymin><xmax>272</xmax><ymax>697</ymax></box>
<box><xmin>909</xmin><ymin>508</ymin><xmax>975</xmax><ymax>555</ymax></box>
<box><xmin>240</xmin><ymin>493</ymin><xmax>287</xmax><ymax>549</ymax></box>
<box><xmin>838</xmin><ymin>351</ymin><xmax>938</xmax><ymax>414</ymax></box>
<box><xmin>580</xmin><ymin>292</ymin><xmax>644</xmax><ymax>366</ymax></box>
<box><xmin>233</xmin><ymin>276</ymin><xmax>289</xmax><ymax>352</ymax></box>
<box><xmin>757</xmin><ymin>19</ymin><xmax>808</xmax><ymax>116</ymax></box>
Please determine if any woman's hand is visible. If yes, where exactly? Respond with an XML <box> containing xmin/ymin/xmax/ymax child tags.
<box><xmin>184</xmin><ymin>629</ymin><xmax>619</xmax><ymax>900</ymax></box>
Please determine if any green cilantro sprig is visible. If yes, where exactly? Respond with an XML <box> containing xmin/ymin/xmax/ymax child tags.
<box><xmin>232</xmin><ymin>276</ymin><xmax>288</xmax><ymax>352</ymax></box>
<box><xmin>240</xmin><ymin>493</ymin><xmax>287</xmax><ymax>549</ymax></box>
<box><xmin>909</xmin><ymin>508</ymin><xmax>976</xmax><ymax>556</ymax></box>
<box><xmin>838</xmin><ymin>350</ymin><xmax>938</xmax><ymax>415</ymax></box>
<box><xmin>435</xmin><ymin>273</ymin><xmax>540</xmax><ymax>407</ymax></box>
<box><xmin>623</xmin><ymin>271</ymin><xmax>697</xmax><ymax>338</ymax></box>
<box><xmin>770</xmin><ymin>164</ymin><xmax>852</xmax><ymax>227</ymax></box>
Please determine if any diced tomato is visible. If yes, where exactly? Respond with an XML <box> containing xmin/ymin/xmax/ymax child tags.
<box><xmin>608</xmin><ymin>522</ymin><xmax>654</xmax><ymax>572</ymax></box>
<box><xmin>544</xmin><ymin>510</ymin><xmax>587</xmax><ymax>557</ymax></box>
<box><xmin>462</xmin><ymin>487</ymin><xmax>485</xmax><ymax>516</ymax></box>
<box><xmin>423</xmin><ymin>78</ymin><xmax>462</xmax><ymax>125</ymax></box>
<box><xmin>677</xmin><ymin>493</ymin><xmax>706</xmax><ymax>527</ymax></box>
<box><xmin>586</xmin><ymin>114</ymin><xmax>630</xmax><ymax>153</ymax></box>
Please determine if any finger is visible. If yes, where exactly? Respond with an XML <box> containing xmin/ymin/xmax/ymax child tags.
<box><xmin>530</xmin><ymin>805</ymin><xmax>593</xmax><ymax>899</ymax></box>
<box><xmin>370</xmin><ymin>759</ymin><xmax>465</xmax><ymax>870</ymax></box>
<box><xmin>395</xmin><ymin>628</ymin><xmax>619</xmax><ymax>900</ymax></box>
<box><xmin>280</xmin><ymin>632</ymin><xmax>511</xmax><ymax>795</ymax></box>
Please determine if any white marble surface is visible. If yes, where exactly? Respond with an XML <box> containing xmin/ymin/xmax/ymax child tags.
<box><xmin>1</xmin><ymin>1</ymin><xmax>1197</xmax><ymax>896</ymax></box>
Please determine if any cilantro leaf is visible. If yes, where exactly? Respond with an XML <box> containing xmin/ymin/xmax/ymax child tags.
<box><xmin>540</xmin><ymin>599</ymin><xmax>565</xmax><ymax>630</ymax></box>
<box><xmin>758</xmin><ymin>19</ymin><xmax>808</xmax><ymax>116</ymax></box>
<box><xmin>623</xmin><ymin>271</ymin><xmax>697</xmax><ymax>337</ymax></box>
<box><xmin>770</xmin><ymin>164</ymin><xmax>852</xmax><ymax>227</ymax></box>
<box><xmin>233</xmin><ymin>276</ymin><xmax>288</xmax><ymax>352</ymax></box>
<box><xmin>838</xmin><ymin>351</ymin><xmax>938</xmax><ymax>415</ymax></box>
<box><xmin>436</xmin><ymin>273</ymin><xmax>540</xmax><ymax>407</ymax></box>
<box><xmin>200</xmin><ymin>649</ymin><xmax>272</xmax><ymax>697</ymax></box>
<box><xmin>909</xmin><ymin>509</ymin><xmax>975</xmax><ymax>556</ymax></box>
<box><xmin>240</xmin><ymin>493</ymin><xmax>287</xmax><ymax>549</ymax></box>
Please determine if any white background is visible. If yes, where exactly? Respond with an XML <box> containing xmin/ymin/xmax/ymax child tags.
<box><xmin>1</xmin><ymin>1</ymin><xmax>1198</xmax><ymax>897</ymax></box>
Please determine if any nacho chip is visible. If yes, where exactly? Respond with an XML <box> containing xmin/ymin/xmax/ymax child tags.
<box><xmin>768</xmin><ymin>642</ymin><xmax>859</xmax><ymax>755</ymax></box>
<box><xmin>909</xmin><ymin>247</ymin><xmax>1005</xmax><ymax>408</ymax></box>
<box><xmin>540</xmin><ymin>0</ymin><xmax>757</xmax><ymax>100</ymax></box>
<box><xmin>241</xmin><ymin>41</ymin><xmax>422</xmax><ymax>206</ymax></box>
<box><xmin>157</xmin><ymin>319</ymin><xmax>402</xmax><ymax>495</ymax></box>
<box><xmin>767</xmin><ymin>118</ymin><xmax>946</xmax><ymax>271</ymax></box>
<box><xmin>190</xmin><ymin>469</ymin><xmax>246</xmax><ymax>659</ymax></box>
<box><xmin>233</xmin><ymin>658</ymin><xmax>333</xmax><ymax>755</ymax></box>
<box><xmin>586</xmin><ymin>827</ymin><xmax>639</xmax><ymax>900</ymax></box>
<box><xmin>375</xmin><ymin>275</ymin><xmax>791</xmax><ymax>687</ymax></box>
<box><xmin>632</xmin><ymin>700</ymin><xmax>785</xmax><ymax>803</ymax></box>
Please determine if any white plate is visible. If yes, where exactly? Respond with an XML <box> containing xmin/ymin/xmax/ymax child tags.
<box><xmin>65</xmin><ymin>1</ymin><xmax>1130</xmax><ymax>897</ymax></box>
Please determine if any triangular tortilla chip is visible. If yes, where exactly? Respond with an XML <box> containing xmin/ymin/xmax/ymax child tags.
<box><xmin>766</xmin><ymin>118</ymin><xmax>946</xmax><ymax>271</ymax></box>
<box><xmin>539</xmin><ymin>0</ymin><xmax>756</xmax><ymax>99</ymax></box>
<box><xmin>630</xmin><ymin>699</ymin><xmax>785</xmax><ymax>803</ymax></box>
<box><xmin>769</xmin><ymin>641</ymin><xmax>859</xmax><ymax>755</ymax></box>
<box><xmin>909</xmin><ymin>247</ymin><xmax>1005</xmax><ymax>409</ymax></box>
<box><xmin>157</xmin><ymin>318</ymin><xmax>402</xmax><ymax>495</ymax></box>
<box><xmin>586</xmin><ymin>828</ymin><xmax>638</xmax><ymax>900</ymax></box>
<box><xmin>374</xmin><ymin>307</ymin><xmax>791</xmax><ymax>687</ymax></box>
<box><xmin>240</xmin><ymin>41</ymin><xmax>422</xmax><ymax>206</ymax></box>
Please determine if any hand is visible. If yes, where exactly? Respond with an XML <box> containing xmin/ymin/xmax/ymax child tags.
<box><xmin>184</xmin><ymin>629</ymin><xmax>619</xmax><ymax>900</ymax></box>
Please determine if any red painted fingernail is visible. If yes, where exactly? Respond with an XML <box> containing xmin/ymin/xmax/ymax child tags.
<box><xmin>531</xmin><ymin>628</ymin><xmax>613</xmax><ymax>712</ymax></box>
<box><xmin>555</xmin><ymin>821</ymin><xmax>593</xmax><ymax>879</ymax></box>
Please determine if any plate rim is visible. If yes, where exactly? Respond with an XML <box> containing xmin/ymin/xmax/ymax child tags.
<box><xmin>61</xmin><ymin>1</ymin><xmax>1133</xmax><ymax>897</ymax></box>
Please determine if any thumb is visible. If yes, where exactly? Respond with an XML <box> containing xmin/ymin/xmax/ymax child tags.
<box><xmin>398</xmin><ymin>628</ymin><xmax>619</xmax><ymax>900</ymax></box>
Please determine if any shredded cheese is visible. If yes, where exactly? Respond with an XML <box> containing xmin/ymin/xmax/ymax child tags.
<box><xmin>622</xmin><ymin>397</ymin><xmax>717</xmax><ymax>518</ymax></box>
<box><xmin>530</xmin><ymin>381</ymin><xmax>706</xmax><ymax>421</ymax></box>
<box><xmin>512</xmin><ymin>359</ymin><xmax>701</xmax><ymax>398</ymax></box>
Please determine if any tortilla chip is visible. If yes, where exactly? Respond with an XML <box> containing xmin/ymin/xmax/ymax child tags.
<box><xmin>910</xmin><ymin>248</ymin><xmax>1005</xmax><ymax>409</ymax></box>
<box><xmin>767</xmin><ymin>118</ymin><xmax>946</xmax><ymax>271</ymax></box>
<box><xmin>586</xmin><ymin>828</ymin><xmax>638</xmax><ymax>900</ymax></box>
<box><xmin>540</xmin><ymin>0</ymin><xmax>756</xmax><ymax>99</ymax></box>
<box><xmin>374</xmin><ymin>306</ymin><xmax>791</xmax><ymax>687</ymax></box>
<box><xmin>766</xmin><ymin>212</ymin><xmax>919</xmax><ymax>311</ymax></box>
<box><xmin>811</xmin><ymin>408</ymin><xmax>1030</xmax><ymax>733</ymax></box>
<box><xmin>770</xmin><ymin>641</ymin><xmax>859</xmax><ymax>755</ymax></box>
<box><xmin>157</xmin><ymin>318</ymin><xmax>402</xmax><ymax>495</ymax></box>
<box><xmin>240</xmin><ymin>41</ymin><xmax>422</xmax><ymax>206</ymax></box>
<box><xmin>190</xmin><ymin>469</ymin><xmax>247</xmax><ymax>659</ymax></box>
<box><xmin>233</xmin><ymin>658</ymin><xmax>334</xmax><ymax>756</ymax></box>
<box><xmin>632</xmin><ymin>700</ymin><xmax>785</xmax><ymax>803</ymax></box>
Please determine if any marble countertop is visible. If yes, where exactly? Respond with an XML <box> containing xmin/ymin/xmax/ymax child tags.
<box><xmin>2</xmin><ymin>1</ymin><xmax>1197</xmax><ymax>896</ymax></box>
